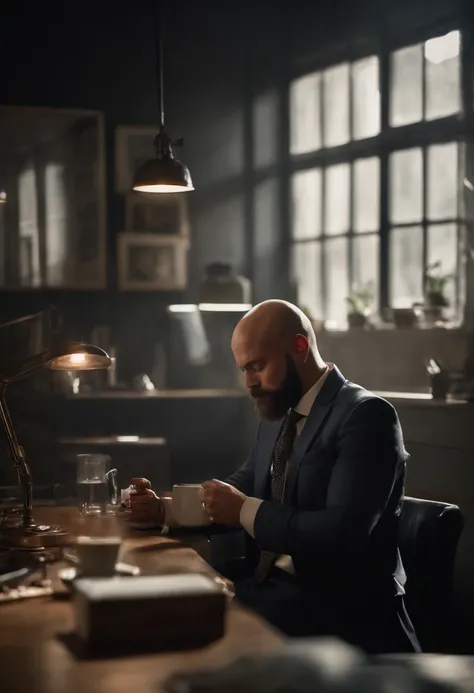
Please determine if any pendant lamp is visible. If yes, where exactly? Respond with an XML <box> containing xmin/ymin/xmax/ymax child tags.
<box><xmin>133</xmin><ymin>4</ymin><xmax>194</xmax><ymax>193</ymax></box>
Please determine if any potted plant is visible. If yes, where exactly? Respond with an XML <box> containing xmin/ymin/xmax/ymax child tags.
<box><xmin>345</xmin><ymin>282</ymin><xmax>374</xmax><ymax>329</ymax></box>
<box><xmin>423</xmin><ymin>261</ymin><xmax>453</xmax><ymax>325</ymax></box>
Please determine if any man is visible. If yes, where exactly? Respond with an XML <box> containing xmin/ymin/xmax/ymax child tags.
<box><xmin>200</xmin><ymin>300</ymin><xmax>420</xmax><ymax>653</ymax></box>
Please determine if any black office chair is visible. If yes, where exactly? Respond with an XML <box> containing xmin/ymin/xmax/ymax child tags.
<box><xmin>398</xmin><ymin>496</ymin><xmax>464</xmax><ymax>652</ymax></box>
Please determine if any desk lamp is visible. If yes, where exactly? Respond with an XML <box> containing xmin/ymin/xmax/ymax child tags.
<box><xmin>0</xmin><ymin>342</ymin><xmax>111</xmax><ymax>548</ymax></box>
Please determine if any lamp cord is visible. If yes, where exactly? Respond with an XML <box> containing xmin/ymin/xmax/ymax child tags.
<box><xmin>156</xmin><ymin>0</ymin><xmax>165</xmax><ymax>130</ymax></box>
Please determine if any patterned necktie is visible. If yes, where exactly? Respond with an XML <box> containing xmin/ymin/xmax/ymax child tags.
<box><xmin>253</xmin><ymin>409</ymin><xmax>303</xmax><ymax>583</ymax></box>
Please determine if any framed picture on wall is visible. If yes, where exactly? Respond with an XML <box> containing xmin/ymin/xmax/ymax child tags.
<box><xmin>125</xmin><ymin>192</ymin><xmax>189</xmax><ymax>236</ymax></box>
<box><xmin>115</xmin><ymin>126</ymin><xmax>159</xmax><ymax>193</ymax></box>
<box><xmin>117</xmin><ymin>232</ymin><xmax>189</xmax><ymax>291</ymax></box>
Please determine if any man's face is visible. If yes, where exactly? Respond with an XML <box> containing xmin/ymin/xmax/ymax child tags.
<box><xmin>233</xmin><ymin>338</ymin><xmax>303</xmax><ymax>420</ymax></box>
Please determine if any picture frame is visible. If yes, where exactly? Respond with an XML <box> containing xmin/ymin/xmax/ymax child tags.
<box><xmin>115</xmin><ymin>125</ymin><xmax>158</xmax><ymax>193</ymax></box>
<box><xmin>0</xmin><ymin>106</ymin><xmax>107</xmax><ymax>289</ymax></box>
<box><xmin>125</xmin><ymin>192</ymin><xmax>189</xmax><ymax>236</ymax></box>
<box><xmin>117</xmin><ymin>232</ymin><xmax>189</xmax><ymax>291</ymax></box>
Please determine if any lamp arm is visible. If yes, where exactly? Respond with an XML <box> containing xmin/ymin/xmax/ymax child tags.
<box><xmin>0</xmin><ymin>383</ymin><xmax>33</xmax><ymax>526</ymax></box>
<box><xmin>1</xmin><ymin>350</ymin><xmax>54</xmax><ymax>384</ymax></box>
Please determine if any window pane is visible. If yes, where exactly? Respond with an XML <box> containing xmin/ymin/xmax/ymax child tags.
<box><xmin>253</xmin><ymin>90</ymin><xmax>278</xmax><ymax>168</ymax></box>
<box><xmin>427</xmin><ymin>223</ymin><xmax>457</xmax><ymax>310</ymax></box>
<box><xmin>45</xmin><ymin>163</ymin><xmax>68</xmax><ymax>286</ymax></box>
<box><xmin>390</xmin><ymin>44</ymin><xmax>423</xmax><ymax>127</ymax></box>
<box><xmin>390</xmin><ymin>226</ymin><xmax>424</xmax><ymax>307</ymax></box>
<box><xmin>324</xmin><ymin>237</ymin><xmax>349</xmax><ymax>328</ymax></box>
<box><xmin>290</xmin><ymin>72</ymin><xmax>321</xmax><ymax>154</ymax></box>
<box><xmin>354</xmin><ymin>157</ymin><xmax>380</xmax><ymax>232</ymax></box>
<box><xmin>352</xmin><ymin>234</ymin><xmax>379</xmax><ymax>312</ymax></box>
<box><xmin>292</xmin><ymin>241</ymin><xmax>322</xmax><ymax>320</ymax></box>
<box><xmin>427</xmin><ymin>142</ymin><xmax>458</xmax><ymax>220</ymax></box>
<box><xmin>18</xmin><ymin>164</ymin><xmax>40</xmax><ymax>287</ymax></box>
<box><xmin>325</xmin><ymin>163</ymin><xmax>350</xmax><ymax>235</ymax></box>
<box><xmin>389</xmin><ymin>148</ymin><xmax>423</xmax><ymax>224</ymax></box>
<box><xmin>352</xmin><ymin>56</ymin><xmax>380</xmax><ymax>140</ymax></box>
<box><xmin>323</xmin><ymin>63</ymin><xmax>350</xmax><ymax>148</ymax></box>
<box><xmin>291</xmin><ymin>169</ymin><xmax>322</xmax><ymax>239</ymax></box>
<box><xmin>425</xmin><ymin>31</ymin><xmax>461</xmax><ymax>121</ymax></box>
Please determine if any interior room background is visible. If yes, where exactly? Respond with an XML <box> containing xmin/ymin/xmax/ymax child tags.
<box><xmin>2</xmin><ymin>0</ymin><xmax>474</xmax><ymax>644</ymax></box>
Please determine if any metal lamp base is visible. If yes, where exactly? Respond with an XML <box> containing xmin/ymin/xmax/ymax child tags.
<box><xmin>0</xmin><ymin>521</ymin><xmax>69</xmax><ymax>549</ymax></box>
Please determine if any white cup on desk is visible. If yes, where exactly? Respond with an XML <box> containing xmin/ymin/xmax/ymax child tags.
<box><xmin>172</xmin><ymin>484</ymin><xmax>211</xmax><ymax>527</ymax></box>
<box><xmin>75</xmin><ymin>536</ymin><xmax>122</xmax><ymax>577</ymax></box>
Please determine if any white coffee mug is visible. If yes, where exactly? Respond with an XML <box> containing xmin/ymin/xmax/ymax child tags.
<box><xmin>75</xmin><ymin>536</ymin><xmax>122</xmax><ymax>577</ymax></box>
<box><xmin>162</xmin><ymin>496</ymin><xmax>178</xmax><ymax>527</ymax></box>
<box><xmin>172</xmin><ymin>484</ymin><xmax>210</xmax><ymax>527</ymax></box>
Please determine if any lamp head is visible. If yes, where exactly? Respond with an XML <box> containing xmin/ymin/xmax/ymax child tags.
<box><xmin>48</xmin><ymin>343</ymin><xmax>111</xmax><ymax>371</ymax></box>
<box><xmin>0</xmin><ymin>342</ymin><xmax>111</xmax><ymax>384</ymax></box>
<box><xmin>132</xmin><ymin>129</ymin><xmax>193</xmax><ymax>194</ymax></box>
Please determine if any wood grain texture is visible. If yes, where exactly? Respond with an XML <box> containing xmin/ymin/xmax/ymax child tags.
<box><xmin>0</xmin><ymin>507</ymin><xmax>283</xmax><ymax>693</ymax></box>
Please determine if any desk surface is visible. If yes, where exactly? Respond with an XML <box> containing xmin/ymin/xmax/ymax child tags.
<box><xmin>0</xmin><ymin>507</ymin><xmax>283</xmax><ymax>693</ymax></box>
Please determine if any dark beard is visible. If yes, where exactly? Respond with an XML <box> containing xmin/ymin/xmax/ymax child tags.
<box><xmin>251</xmin><ymin>355</ymin><xmax>303</xmax><ymax>421</ymax></box>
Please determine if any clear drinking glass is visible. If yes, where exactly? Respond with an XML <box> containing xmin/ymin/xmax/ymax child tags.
<box><xmin>76</xmin><ymin>454</ymin><xmax>118</xmax><ymax>516</ymax></box>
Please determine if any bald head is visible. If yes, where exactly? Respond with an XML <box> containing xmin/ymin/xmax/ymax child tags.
<box><xmin>232</xmin><ymin>300</ymin><xmax>317</xmax><ymax>355</ymax></box>
<box><xmin>232</xmin><ymin>301</ymin><xmax>326</xmax><ymax>420</ymax></box>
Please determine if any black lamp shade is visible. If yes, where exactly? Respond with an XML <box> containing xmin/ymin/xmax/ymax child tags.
<box><xmin>133</xmin><ymin>156</ymin><xmax>194</xmax><ymax>193</ymax></box>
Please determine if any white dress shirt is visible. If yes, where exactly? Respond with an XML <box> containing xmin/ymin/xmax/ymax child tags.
<box><xmin>239</xmin><ymin>364</ymin><xmax>332</xmax><ymax>574</ymax></box>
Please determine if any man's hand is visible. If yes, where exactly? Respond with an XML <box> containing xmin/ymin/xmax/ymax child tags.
<box><xmin>200</xmin><ymin>480</ymin><xmax>247</xmax><ymax>526</ymax></box>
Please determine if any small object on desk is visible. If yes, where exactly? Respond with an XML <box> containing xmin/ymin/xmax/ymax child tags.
<box><xmin>0</xmin><ymin>566</ymin><xmax>53</xmax><ymax>603</ymax></box>
<box><xmin>129</xmin><ymin>477</ymin><xmax>164</xmax><ymax>529</ymax></box>
<box><xmin>73</xmin><ymin>573</ymin><xmax>226</xmax><ymax>655</ymax></box>
<box><xmin>59</xmin><ymin>562</ymin><xmax>140</xmax><ymax>588</ymax></box>
<box><xmin>120</xmin><ymin>485</ymin><xmax>133</xmax><ymax>509</ymax></box>
<box><xmin>75</xmin><ymin>536</ymin><xmax>123</xmax><ymax>577</ymax></box>
<box><xmin>426</xmin><ymin>357</ymin><xmax>450</xmax><ymax>400</ymax></box>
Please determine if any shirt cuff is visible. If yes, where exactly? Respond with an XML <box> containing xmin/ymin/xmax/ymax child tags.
<box><xmin>240</xmin><ymin>497</ymin><xmax>264</xmax><ymax>538</ymax></box>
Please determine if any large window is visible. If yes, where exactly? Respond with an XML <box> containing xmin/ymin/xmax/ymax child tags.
<box><xmin>290</xmin><ymin>30</ymin><xmax>463</xmax><ymax>328</ymax></box>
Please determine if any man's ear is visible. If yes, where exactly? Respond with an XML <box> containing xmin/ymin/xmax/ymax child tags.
<box><xmin>293</xmin><ymin>334</ymin><xmax>310</xmax><ymax>362</ymax></box>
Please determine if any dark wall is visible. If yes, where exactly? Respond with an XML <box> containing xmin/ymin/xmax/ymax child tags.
<box><xmin>0</xmin><ymin>1</ymin><xmax>259</xmax><ymax>377</ymax></box>
<box><xmin>0</xmin><ymin>0</ymin><xmax>469</xmax><ymax>379</ymax></box>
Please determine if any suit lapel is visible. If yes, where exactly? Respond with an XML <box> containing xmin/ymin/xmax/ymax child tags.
<box><xmin>284</xmin><ymin>366</ymin><xmax>347</xmax><ymax>503</ymax></box>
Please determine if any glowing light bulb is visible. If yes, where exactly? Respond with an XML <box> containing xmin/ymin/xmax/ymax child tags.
<box><xmin>69</xmin><ymin>353</ymin><xmax>87</xmax><ymax>365</ymax></box>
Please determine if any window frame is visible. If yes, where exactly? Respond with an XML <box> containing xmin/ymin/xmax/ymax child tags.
<box><xmin>288</xmin><ymin>19</ymin><xmax>469</xmax><ymax>323</ymax></box>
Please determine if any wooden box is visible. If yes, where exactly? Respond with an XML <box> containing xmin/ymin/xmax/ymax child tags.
<box><xmin>73</xmin><ymin>573</ymin><xmax>226</xmax><ymax>655</ymax></box>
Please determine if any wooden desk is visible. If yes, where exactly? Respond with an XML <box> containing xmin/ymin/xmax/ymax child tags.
<box><xmin>0</xmin><ymin>507</ymin><xmax>283</xmax><ymax>693</ymax></box>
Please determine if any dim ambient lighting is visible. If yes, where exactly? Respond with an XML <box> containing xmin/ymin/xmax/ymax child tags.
<box><xmin>424</xmin><ymin>30</ymin><xmax>460</xmax><ymax>65</ymax></box>
<box><xmin>0</xmin><ymin>191</ymin><xmax>6</xmax><ymax>204</ymax></box>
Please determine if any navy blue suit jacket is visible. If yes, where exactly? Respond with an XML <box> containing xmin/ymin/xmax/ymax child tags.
<box><xmin>226</xmin><ymin>366</ymin><xmax>408</xmax><ymax>606</ymax></box>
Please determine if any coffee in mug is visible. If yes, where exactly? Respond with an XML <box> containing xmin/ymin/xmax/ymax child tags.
<box><xmin>172</xmin><ymin>484</ymin><xmax>210</xmax><ymax>527</ymax></box>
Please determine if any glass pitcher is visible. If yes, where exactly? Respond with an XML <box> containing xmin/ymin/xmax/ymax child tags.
<box><xmin>76</xmin><ymin>454</ymin><xmax>118</xmax><ymax>516</ymax></box>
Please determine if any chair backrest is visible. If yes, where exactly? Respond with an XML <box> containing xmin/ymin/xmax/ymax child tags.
<box><xmin>399</xmin><ymin>496</ymin><xmax>463</xmax><ymax>651</ymax></box>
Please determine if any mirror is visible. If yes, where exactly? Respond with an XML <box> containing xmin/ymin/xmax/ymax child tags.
<box><xmin>0</xmin><ymin>106</ymin><xmax>106</xmax><ymax>288</ymax></box>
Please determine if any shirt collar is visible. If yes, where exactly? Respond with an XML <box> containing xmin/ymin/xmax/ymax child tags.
<box><xmin>294</xmin><ymin>363</ymin><xmax>333</xmax><ymax>418</ymax></box>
